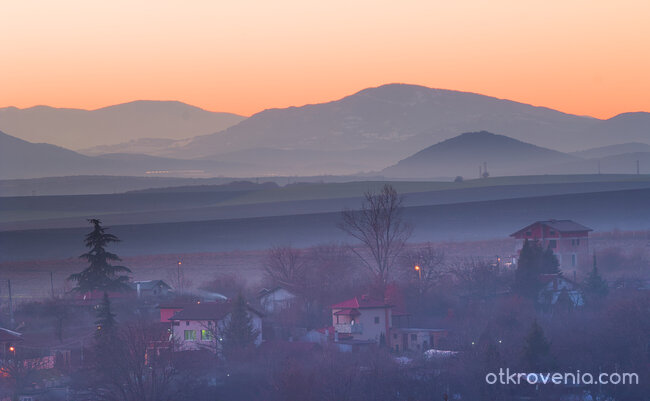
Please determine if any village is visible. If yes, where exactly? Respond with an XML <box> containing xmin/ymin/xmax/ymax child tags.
<box><xmin>0</xmin><ymin>185</ymin><xmax>648</xmax><ymax>401</ymax></box>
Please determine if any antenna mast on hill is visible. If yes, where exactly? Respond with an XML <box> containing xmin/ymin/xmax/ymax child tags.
<box><xmin>637</xmin><ymin>160</ymin><xmax>640</xmax><ymax>174</ymax></box>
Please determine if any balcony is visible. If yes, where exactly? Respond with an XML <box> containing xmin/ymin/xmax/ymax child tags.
<box><xmin>335</xmin><ymin>323</ymin><xmax>363</xmax><ymax>334</ymax></box>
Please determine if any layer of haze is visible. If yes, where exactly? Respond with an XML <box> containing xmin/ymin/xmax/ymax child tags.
<box><xmin>2</xmin><ymin>0</ymin><xmax>649</xmax><ymax>118</ymax></box>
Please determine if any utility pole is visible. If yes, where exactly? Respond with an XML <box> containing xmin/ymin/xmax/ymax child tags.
<box><xmin>50</xmin><ymin>271</ymin><xmax>55</xmax><ymax>298</ymax></box>
<box><xmin>8</xmin><ymin>280</ymin><xmax>14</xmax><ymax>328</ymax></box>
<box><xmin>637</xmin><ymin>159</ymin><xmax>640</xmax><ymax>175</ymax></box>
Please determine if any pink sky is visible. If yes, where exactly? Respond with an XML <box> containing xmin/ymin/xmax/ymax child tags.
<box><xmin>2</xmin><ymin>0</ymin><xmax>649</xmax><ymax>118</ymax></box>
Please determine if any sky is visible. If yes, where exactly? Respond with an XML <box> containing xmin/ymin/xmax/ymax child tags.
<box><xmin>1</xmin><ymin>0</ymin><xmax>649</xmax><ymax>119</ymax></box>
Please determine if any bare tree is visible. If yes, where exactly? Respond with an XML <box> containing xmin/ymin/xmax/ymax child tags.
<box><xmin>447</xmin><ymin>257</ymin><xmax>502</xmax><ymax>299</ymax></box>
<box><xmin>264</xmin><ymin>245</ymin><xmax>306</xmax><ymax>291</ymax></box>
<box><xmin>339</xmin><ymin>184</ymin><xmax>412</xmax><ymax>287</ymax></box>
<box><xmin>401</xmin><ymin>243</ymin><xmax>445</xmax><ymax>294</ymax></box>
<box><xmin>88</xmin><ymin>321</ymin><xmax>177</xmax><ymax>401</ymax></box>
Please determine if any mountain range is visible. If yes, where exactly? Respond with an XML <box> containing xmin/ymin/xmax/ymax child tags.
<box><xmin>2</xmin><ymin>128</ymin><xmax>650</xmax><ymax>180</ymax></box>
<box><xmin>0</xmin><ymin>100</ymin><xmax>244</xmax><ymax>150</ymax></box>
<box><xmin>1</xmin><ymin>83</ymin><xmax>649</xmax><ymax>179</ymax></box>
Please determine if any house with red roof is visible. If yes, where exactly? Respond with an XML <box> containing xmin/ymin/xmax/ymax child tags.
<box><xmin>331</xmin><ymin>294</ymin><xmax>447</xmax><ymax>352</ymax></box>
<box><xmin>168</xmin><ymin>302</ymin><xmax>263</xmax><ymax>352</ymax></box>
<box><xmin>331</xmin><ymin>295</ymin><xmax>393</xmax><ymax>346</ymax></box>
<box><xmin>511</xmin><ymin>219</ymin><xmax>592</xmax><ymax>269</ymax></box>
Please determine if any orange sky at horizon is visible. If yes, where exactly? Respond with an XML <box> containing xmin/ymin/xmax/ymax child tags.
<box><xmin>1</xmin><ymin>0</ymin><xmax>649</xmax><ymax>119</ymax></box>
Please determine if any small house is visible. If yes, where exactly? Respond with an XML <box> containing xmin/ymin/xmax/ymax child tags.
<box><xmin>511</xmin><ymin>219</ymin><xmax>592</xmax><ymax>269</ymax></box>
<box><xmin>131</xmin><ymin>280</ymin><xmax>172</xmax><ymax>298</ymax></box>
<box><xmin>168</xmin><ymin>302</ymin><xmax>263</xmax><ymax>352</ymax></box>
<box><xmin>258</xmin><ymin>286</ymin><xmax>298</xmax><ymax>314</ymax></box>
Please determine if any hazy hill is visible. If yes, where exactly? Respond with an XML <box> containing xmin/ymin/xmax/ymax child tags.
<box><xmin>541</xmin><ymin>152</ymin><xmax>650</xmax><ymax>175</ymax></box>
<box><xmin>0</xmin><ymin>130</ymin><xmax>104</xmax><ymax>179</ymax></box>
<box><xmin>0</xmin><ymin>130</ymin><xmax>253</xmax><ymax>179</ymax></box>
<box><xmin>381</xmin><ymin>131</ymin><xmax>579</xmax><ymax>178</ymax></box>
<box><xmin>0</xmin><ymin>101</ymin><xmax>245</xmax><ymax>149</ymax></box>
<box><xmin>164</xmin><ymin>83</ymin><xmax>607</xmax><ymax>160</ymax></box>
<box><xmin>78</xmin><ymin>137</ymin><xmax>186</xmax><ymax>156</ymax></box>
<box><xmin>572</xmin><ymin>142</ymin><xmax>650</xmax><ymax>159</ymax></box>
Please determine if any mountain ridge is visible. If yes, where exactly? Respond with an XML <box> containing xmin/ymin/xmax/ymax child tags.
<box><xmin>0</xmin><ymin>100</ymin><xmax>245</xmax><ymax>149</ymax></box>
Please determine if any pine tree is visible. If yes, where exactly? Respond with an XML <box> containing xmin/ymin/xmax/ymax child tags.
<box><xmin>68</xmin><ymin>219</ymin><xmax>131</xmax><ymax>293</ymax></box>
<box><xmin>221</xmin><ymin>293</ymin><xmax>259</xmax><ymax>355</ymax></box>
<box><xmin>92</xmin><ymin>292</ymin><xmax>122</xmax><ymax>387</ymax></box>
<box><xmin>95</xmin><ymin>292</ymin><xmax>117</xmax><ymax>340</ymax></box>
<box><xmin>522</xmin><ymin>320</ymin><xmax>552</xmax><ymax>370</ymax></box>
<box><xmin>514</xmin><ymin>240</ymin><xmax>561</xmax><ymax>299</ymax></box>
<box><xmin>583</xmin><ymin>254</ymin><xmax>609</xmax><ymax>305</ymax></box>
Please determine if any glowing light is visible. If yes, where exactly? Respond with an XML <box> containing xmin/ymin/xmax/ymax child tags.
<box><xmin>414</xmin><ymin>265</ymin><xmax>420</xmax><ymax>271</ymax></box>
<box><xmin>8</xmin><ymin>346</ymin><xmax>15</xmax><ymax>352</ymax></box>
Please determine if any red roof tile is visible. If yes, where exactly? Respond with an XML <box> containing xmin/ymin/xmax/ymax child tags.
<box><xmin>332</xmin><ymin>295</ymin><xmax>391</xmax><ymax>309</ymax></box>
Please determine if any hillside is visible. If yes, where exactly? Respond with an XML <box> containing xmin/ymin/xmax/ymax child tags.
<box><xmin>0</xmin><ymin>101</ymin><xmax>245</xmax><ymax>149</ymax></box>
<box><xmin>541</xmin><ymin>152</ymin><xmax>650</xmax><ymax>175</ymax></box>
<box><xmin>2</xmin><ymin>186</ymin><xmax>649</xmax><ymax>262</ymax></box>
<box><xmin>381</xmin><ymin>131</ymin><xmax>579</xmax><ymax>178</ymax></box>
<box><xmin>0</xmin><ymin>130</ymin><xmax>253</xmax><ymax>179</ymax></box>
<box><xmin>167</xmin><ymin>84</ymin><xmax>598</xmax><ymax>165</ymax></box>
<box><xmin>0</xmin><ymin>130</ymin><xmax>103</xmax><ymax>179</ymax></box>
<box><xmin>572</xmin><ymin>142</ymin><xmax>650</xmax><ymax>159</ymax></box>
<box><xmin>3</xmin><ymin>174</ymin><xmax>650</xmax><ymax>232</ymax></box>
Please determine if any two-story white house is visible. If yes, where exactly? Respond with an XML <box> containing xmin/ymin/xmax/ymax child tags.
<box><xmin>331</xmin><ymin>295</ymin><xmax>393</xmax><ymax>346</ymax></box>
<box><xmin>331</xmin><ymin>294</ymin><xmax>448</xmax><ymax>352</ymax></box>
<box><xmin>168</xmin><ymin>302</ymin><xmax>263</xmax><ymax>352</ymax></box>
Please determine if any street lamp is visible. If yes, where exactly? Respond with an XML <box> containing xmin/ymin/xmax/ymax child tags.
<box><xmin>177</xmin><ymin>260</ymin><xmax>182</xmax><ymax>295</ymax></box>
<box><xmin>414</xmin><ymin>265</ymin><xmax>422</xmax><ymax>281</ymax></box>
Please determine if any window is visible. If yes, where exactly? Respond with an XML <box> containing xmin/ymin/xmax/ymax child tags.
<box><xmin>525</xmin><ymin>231</ymin><xmax>532</xmax><ymax>237</ymax></box>
<box><xmin>201</xmin><ymin>330</ymin><xmax>213</xmax><ymax>341</ymax></box>
<box><xmin>393</xmin><ymin>333</ymin><xmax>397</xmax><ymax>339</ymax></box>
<box><xmin>550</xmin><ymin>230</ymin><xmax>556</xmax><ymax>235</ymax></box>
<box><xmin>571</xmin><ymin>254</ymin><xmax>577</xmax><ymax>267</ymax></box>
<box><xmin>576</xmin><ymin>239</ymin><xmax>580</xmax><ymax>246</ymax></box>
<box><xmin>172</xmin><ymin>321</ymin><xmax>180</xmax><ymax>326</ymax></box>
<box><xmin>186</xmin><ymin>321</ymin><xmax>190</xmax><ymax>326</ymax></box>
<box><xmin>184</xmin><ymin>330</ymin><xmax>196</xmax><ymax>341</ymax></box>
<box><xmin>374</xmin><ymin>316</ymin><xmax>380</xmax><ymax>324</ymax></box>
<box><xmin>549</xmin><ymin>240</ymin><xmax>557</xmax><ymax>249</ymax></box>
<box><xmin>411</xmin><ymin>334</ymin><xmax>417</xmax><ymax>341</ymax></box>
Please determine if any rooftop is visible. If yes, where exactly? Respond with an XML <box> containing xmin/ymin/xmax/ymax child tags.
<box><xmin>511</xmin><ymin>219</ymin><xmax>593</xmax><ymax>237</ymax></box>
<box><xmin>169</xmin><ymin>301</ymin><xmax>263</xmax><ymax>321</ymax></box>
<box><xmin>332</xmin><ymin>295</ymin><xmax>392</xmax><ymax>309</ymax></box>
<box><xmin>0</xmin><ymin>327</ymin><xmax>22</xmax><ymax>342</ymax></box>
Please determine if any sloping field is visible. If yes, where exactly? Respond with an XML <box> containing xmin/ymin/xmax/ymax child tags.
<box><xmin>2</xmin><ymin>175</ymin><xmax>650</xmax><ymax>231</ymax></box>
<box><xmin>1</xmin><ymin>187</ymin><xmax>649</xmax><ymax>262</ymax></box>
